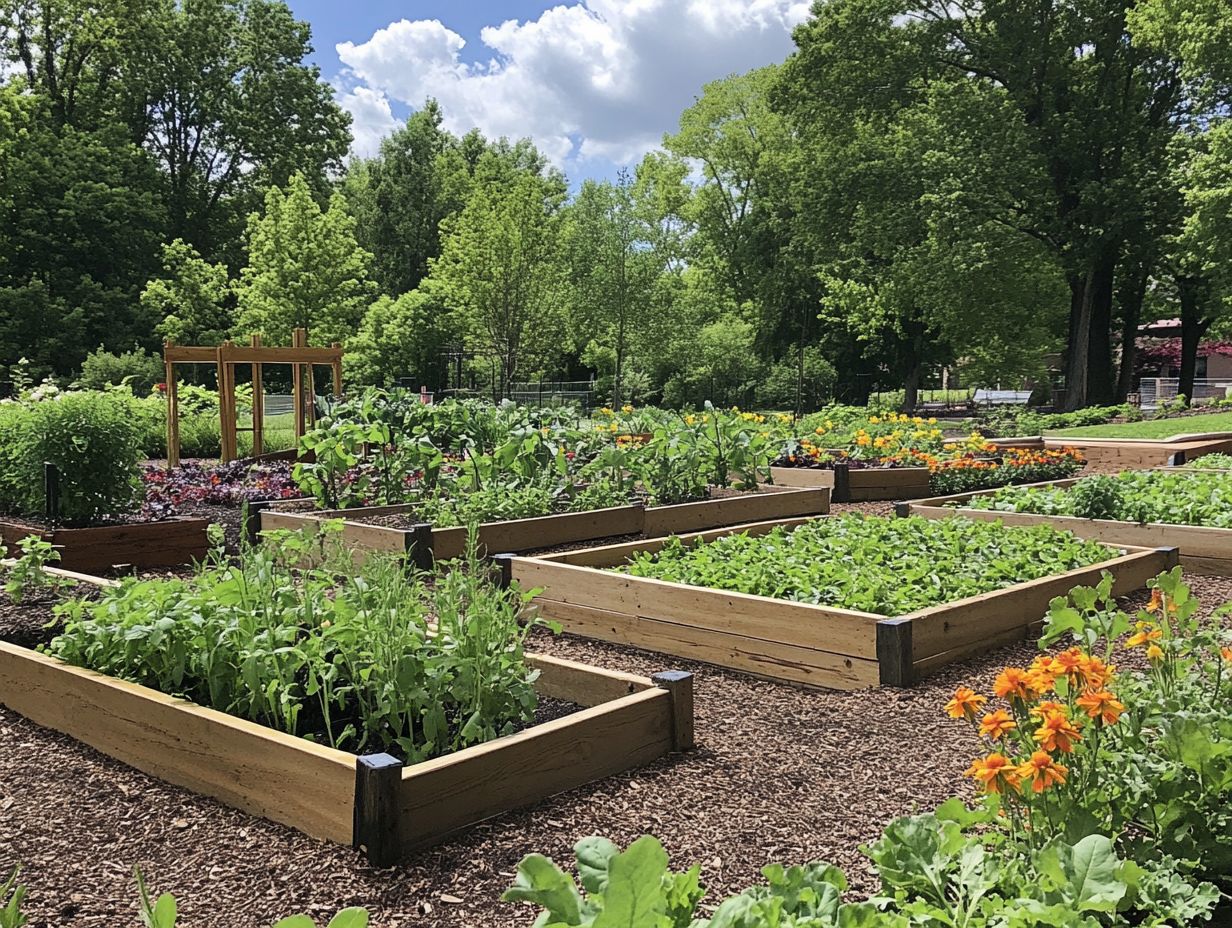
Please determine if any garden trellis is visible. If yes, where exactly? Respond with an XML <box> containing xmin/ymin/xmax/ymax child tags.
<box><xmin>162</xmin><ymin>329</ymin><xmax>343</xmax><ymax>465</ymax></box>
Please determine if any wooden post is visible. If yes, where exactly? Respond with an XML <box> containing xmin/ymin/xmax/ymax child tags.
<box><xmin>44</xmin><ymin>462</ymin><xmax>61</xmax><ymax>525</ymax></box>
<box><xmin>832</xmin><ymin>463</ymin><xmax>852</xmax><ymax>503</ymax></box>
<box><xmin>292</xmin><ymin>328</ymin><xmax>306</xmax><ymax>443</ymax></box>
<box><xmin>490</xmin><ymin>552</ymin><xmax>515</xmax><ymax>588</ymax></box>
<box><xmin>876</xmin><ymin>618</ymin><xmax>914</xmax><ymax>687</ymax></box>
<box><xmin>331</xmin><ymin>343</ymin><xmax>342</xmax><ymax>400</ymax></box>
<box><xmin>651</xmin><ymin>671</ymin><xmax>695</xmax><ymax>752</ymax></box>
<box><xmin>250</xmin><ymin>334</ymin><xmax>264</xmax><ymax>458</ymax></box>
<box><xmin>353</xmin><ymin>753</ymin><xmax>403</xmax><ymax>867</ymax></box>
<box><xmin>217</xmin><ymin>341</ymin><xmax>238</xmax><ymax>462</ymax></box>
<box><xmin>405</xmin><ymin>523</ymin><xmax>434</xmax><ymax>571</ymax></box>
<box><xmin>245</xmin><ymin>501</ymin><xmax>273</xmax><ymax>549</ymax></box>
<box><xmin>164</xmin><ymin>341</ymin><xmax>180</xmax><ymax>469</ymax></box>
<box><xmin>893</xmin><ymin>501</ymin><xmax>912</xmax><ymax>519</ymax></box>
<box><xmin>1157</xmin><ymin>546</ymin><xmax>1181</xmax><ymax>568</ymax></box>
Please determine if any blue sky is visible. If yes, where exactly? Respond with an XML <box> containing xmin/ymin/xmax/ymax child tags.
<box><xmin>284</xmin><ymin>1</ymin><xmax>811</xmax><ymax>182</ymax></box>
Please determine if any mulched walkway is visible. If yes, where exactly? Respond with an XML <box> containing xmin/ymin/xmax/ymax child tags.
<box><xmin>2</xmin><ymin>505</ymin><xmax>1228</xmax><ymax>927</ymax></box>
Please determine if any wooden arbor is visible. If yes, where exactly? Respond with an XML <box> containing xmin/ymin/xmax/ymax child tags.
<box><xmin>163</xmin><ymin>329</ymin><xmax>343</xmax><ymax>466</ymax></box>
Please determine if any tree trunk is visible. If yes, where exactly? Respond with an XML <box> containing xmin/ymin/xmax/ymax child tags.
<box><xmin>1115</xmin><ymin>268</ymin><xmax>1149</xmax><ymax>401</ymax></box>
<box><xmin>1087</xmin><ymin>257</ymin><xmax>1116</xmax><ymax>406</ymax></box>
<box><xmin>1062</xmin><ymin>272</ymin><xmax>1092</xmax><ymax>411</ymax></box>
<box><xmin>1177</xmin><ymin>277</ymin><xmax>1210</xmax><ymax>404</ymax></box>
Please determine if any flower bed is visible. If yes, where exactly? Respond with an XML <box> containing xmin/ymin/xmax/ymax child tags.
<box><xmin>0</xmin><ymin>544</ymin><xmax>691</xmax><ymax>863</ymax></box>
<box><xmin>903</xmin><ymin>469</ymin><xmax>1232</xmax><ymax>575</ymax></box>
<box><xmin>503</xmin><ymin>515</ymin><xmax>1172</xmax><ymax>689</ymax></box>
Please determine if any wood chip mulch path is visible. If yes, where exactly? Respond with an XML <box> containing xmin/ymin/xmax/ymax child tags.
<box><xmin>3</xmin><ymin>504</ymin><xmax>1229</xmax><ymax>927</ymax></box>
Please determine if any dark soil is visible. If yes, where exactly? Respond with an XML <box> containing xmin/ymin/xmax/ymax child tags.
<box><xmin>0</xmin><ymin>591</ymin><xmax>62</xmax><ymax>649</ymax></box>
<box><xmin>2</xmin><ymin>504</ymin><xmax>1228</xmax><ymax>927</ymax></box>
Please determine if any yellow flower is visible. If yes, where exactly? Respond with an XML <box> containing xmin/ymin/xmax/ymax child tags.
<box><xmin>1146</xmin><ymin>643</ymin><xmax>1164</xmax><ymax>661</ymax></box>
<box><xmin>621</xmin><ymin>404</ymin><xmax>634</xmax><ymax>413</ymax></box>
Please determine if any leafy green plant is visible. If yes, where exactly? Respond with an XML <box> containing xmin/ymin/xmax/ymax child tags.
<box><xmin>1</xmin><ymin>535</ymin><xmax>75</xmax><ymax>604</ymax></box>
<box><xmin>505</xmin><ymin>824</ymin><xmax>1215</xmax><ymax>927</ymax></box>
<box><xmin>964</xmin><ymin>469</ymin><xmax>1232</xmax><ymax>527</ymax></box>
<box><xmin>48</xmin><ymin>527</ymin><xmax>547</xmax><ymax>761</ymax></box>
<box><xmin>622</xmin><ymin>515</ymin><xmax>1115</xmax><ymax>615</ymax></box>
<box><xmin>0</xmin><ymin>391</ymin><xmax>143</xmax><ymax>525</ymax></box>
<box><xmin>0</xmin><ymin>868</ymin><xmax>26</xmax><ymax>928</ymax></box>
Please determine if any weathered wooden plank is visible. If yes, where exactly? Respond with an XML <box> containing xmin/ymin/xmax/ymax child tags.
<box><xmin>513</xmin><ymin>557</ymin><xmax>883</xmax><ymax>658</ymax></box>
<box><xmin>536</xmin><ymin>517</ymin><xmax>819</xmax><ymax>567</ymax></box>
<box><xmin>526</xmin><ymin>652</ymin><xmax>651</xmax><ymax>706</ymax></box>
<box><xmin>0</xmin><ymin>642</ymin><xmax>357</xmax><ymax>844</ymax></box>
<box><xmin>397</xmin><ymin>688</ymin><xmax>674</xmax><ymax>850</ymax></box>
<box><xmin>643</xmin><ymin>488</ymin><xmax>828</xmax><ymax>536</ymax></box>
<box><xmin>532</xmin><ymin>598</ymin><xmax>880</xmax><ymax>690</ymax></box>
<box><xmin>903</xmin><ymin>547</ymin><xmax>1171</xmax><ymax>660</ymax></box>
<box><xmin>0</xmin><ymin>518</ymin><xmax>210</xmax><ymax>572</ymax></box>
<box><xmin>768</xmin><ymin>467</ymin><xmax>835</xmax><ymax>490</ymax></box>
<box><xmin>432</xmin><ymin>505</ymin><xmax>647</xmax><ymax>560</ymax></box>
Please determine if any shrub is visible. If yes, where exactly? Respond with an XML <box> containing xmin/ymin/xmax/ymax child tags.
<box><xmin>76</xmin><ymin>346</ymin><xmax>165</xmax><ymax>395</ymax></box>
<box><xmin>0</xmin><ymin>392</ymin><xmax>143</xmax><ymax>525</ymax></box>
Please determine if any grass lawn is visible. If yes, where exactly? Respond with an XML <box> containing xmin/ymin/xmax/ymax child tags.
<box><xmin>1047</xmin><ymin>410</ymin><xmax>1232</xmax><ymax>439</ymax></box>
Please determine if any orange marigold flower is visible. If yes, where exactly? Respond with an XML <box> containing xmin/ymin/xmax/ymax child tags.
<box><xmin>1146</xmin><ymin>643</ymin><xmax>1165</xmax><ymax>661</ymax></box>
<box><xmin>1025</xmin><ymin>667</ymin><xmax>1057</xmax><ymax>696</ymax></box>
<box><xmin>979</xmin><ymin>710</ymin><xmax>1017</xmax><ymax>740</ymax></box>
<box><xmin>1146</xmin><ymin>589</ymin><xmax>1163</xmax><ymax>613</ymax></box>
<box><xmin>1052</xmin><ymin>648</ymin><xmax>1087</xmax><ymax>679</ymax></box>
<box><xmin>994</xmin><ymin>667</ymin><xmax>1033</xmax><ymax>701</ymax></box>
<box><xmin>1029</xmin><ymin>655</ymin><xmax>1062</xmax><ymax>679</ymax></box>
<box><xmin>1034</xmin><ymin>711</ymin><xmax>1083</xmax><ymax>753</ymax></box>
<box><xmin>1076</xmin><ymin>690</ymin><xmax>1125</xmax><ymax>726</ymax></box>
<box><xmin>1221</xmin><ymin>647</ymin><xmax>1232</xmax><ymax>663</ymax></box>
<box><xmin>1079</xmin><ymin>655</ymin><xmax>1114</xmax><ymax>690</ymax></box>
<box><xmin>964</xmin><ymin>753</ymin><xmax>1022</xmax><ymax>795</ymax></box>
<box><xmin>1017</xmin><ymin>750</ymin><xmax>1068</xmax><ymax>793</ymax></box>
<box><xmin>945</xmin><ymin>686</ymin><xmax>988</xmax><ymax>721</ymax></box>
<box><xmin>1029</xmin><ymin>700</ymin><xmax>1069</xmax><ymax>719</ymax></box>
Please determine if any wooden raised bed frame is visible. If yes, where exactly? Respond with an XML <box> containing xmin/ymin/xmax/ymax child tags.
<box><xmin>0</xmin><ymin>516</ymin><xmax>210</xmax><ymax>572</ymax></box>
<box><xmin>500</xmin><ymin>518</ymin><xmax>1174</xmax><ymax>691</ymax></box>
<box><xmin>902</xmin><ymin>477</ymin><xmax>1232</xmax><ymax>576</ymax></box>
<box><xmin>0</xmin><ymin>568</ymin><xmax>691</xmax><ymax>865</ymax></box>
<box><xmin>989</xmin><ymin>434</ymin><xmax>1232</xmax><ymax>469</ymax></box>
<box><xmin>769</xmin><ymin>463</ymin><xmax>930</xmax><ymax>502</ymax></box>
<box><xmin>256</xmin><ymin>485</ymin><xmax>830</xmax><ymax>564</ymax></box>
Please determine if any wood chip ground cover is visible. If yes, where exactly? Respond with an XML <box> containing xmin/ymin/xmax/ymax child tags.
<box><xmin>6</xmin><ymin>570</ymin><xmax>1232</xmax><ymax>927</ymax></box>
<box><xmin>621</xmin><ymin>514</ymin><xmax>1117</xmax><ymax>615</ymax></box>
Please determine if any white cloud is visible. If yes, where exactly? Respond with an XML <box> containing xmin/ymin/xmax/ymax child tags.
<box><xmin>334</xmin><ymin>1</ymin><xmax>810</xmax><ymax>168</ymax></box>
<box><xmin>336</xmin><ymin>85</ymin><xmax>400</xmax><ymax>157</ymax></box>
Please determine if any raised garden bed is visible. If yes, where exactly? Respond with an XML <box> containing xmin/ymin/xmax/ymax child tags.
<box><xmin>0</xmin><ymin>565</ymin><xmax>691</xmax><ymax>865</ymax></box>
<box><xmin>257</xmin><ymin>485</ymin><xmax>830</xmax><ymax>564</ymax></box>
<box><xmin>1041</xmin><ymin>434</ymin><xmax>1232</xmax><ymax>468</ymax></box>
<box><xmin>902</xmin><ymin>474</ymin><xmax>1232</xmax><ymax>576</ymax></box>
<box><xmin>768</xmin><ymin>463</ymin><xmax>930</xmax><ymax>502</ymax></box>
<box><xmin>0</xmin><ymin>516</ymin><xmax>210</xmax><ymax>572</ymax></box>
<box><xmin>499</xmin><ymin>517</ymin><xmax>1173</xmax><ymax>690</ymax></box>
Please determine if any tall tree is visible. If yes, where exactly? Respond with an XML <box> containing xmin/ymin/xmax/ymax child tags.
<box><xmin>561</xmin><ymin>170</ymin><xmax>666</xmax><ymax>406</ymax></box>
<box><xmin>429</xmin><ymin>162</ymin><xmax>565</xmax><ymax>398</ymax></box>
<box><xmin>0</xmin><ymin>89</ymin><xmax>166</xmax><ymax>377</ymax></box>
<box><xmin>344</xmin><ymin>101</ymin><xmax>460</xmax><ymax>296</ymax></box>
<box><xmin>142</xmin><ymin>239</ymin><xmax>234</xmax><ymax>345</ymax></box>
<box><xmin>128</xmin><ymin>0</ymin><xmax>351</xmax><ymax>262</ymax></box>
<box><xmin>234</xmin><ymin>173</ymin><xmax>374</xmax><ymax>345</ymax></box>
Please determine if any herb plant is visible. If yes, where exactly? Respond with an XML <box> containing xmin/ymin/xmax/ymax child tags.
<box><xmin>1</xmin><ymin>535</ymin><xmax>75</xmax><ymax>604</ymax></box>
<box><xmin>621</xmin><ymin>515</ymin><xmax>1115</xmax><ymax>615</ymax></box>
<box><xmin>48</xmin><ymin>527</ymin><xmax>547</xmax><ymax>761</ymax></box>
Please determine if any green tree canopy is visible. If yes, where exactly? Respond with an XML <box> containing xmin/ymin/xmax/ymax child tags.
<box><xmin>234</xmin><ymin>173</ymin><xmax>375</xmax><ymax>345</ymax></box>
